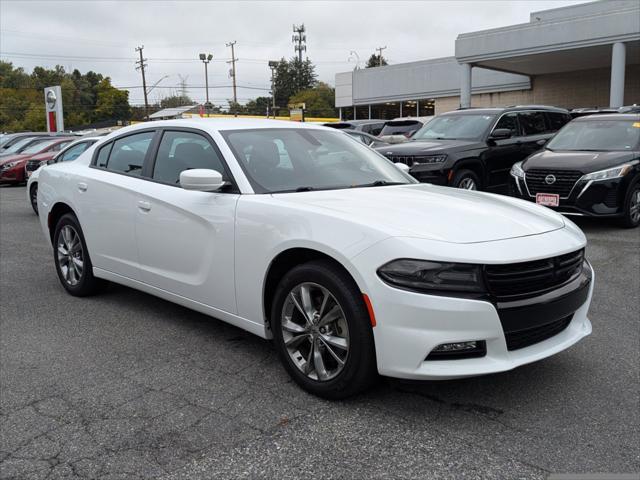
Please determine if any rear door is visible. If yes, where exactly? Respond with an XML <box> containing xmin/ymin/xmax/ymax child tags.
<box><xmin>78</xmin><ymin>130</ymin><xmax>156</xmax><ymax>281</ymax></box>
<box><xmin>134</xmin><ymin>128</ymin><xmax>239</xmax><ymax>313</ymax></box>
<box><xmin>518</xmin><ymin>111</ymin><xmax>553</xmax><ymax>158</ymax></box>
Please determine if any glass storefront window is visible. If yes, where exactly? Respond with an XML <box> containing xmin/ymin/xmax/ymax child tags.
<box><xmin>418</xmin><ymin>99</ymin><xmax>435</xmax><ymax>117</ymax></box>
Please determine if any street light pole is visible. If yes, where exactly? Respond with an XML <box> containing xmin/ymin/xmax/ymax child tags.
<box><xmin>268</xmin><ymin>60</ymin><xmax>278</xmax><ymax>119</ymax></box>
<box><xmin>199</xmin><ymin>53</ymin><xmax>213</xmax><ymax>114</ymax></box>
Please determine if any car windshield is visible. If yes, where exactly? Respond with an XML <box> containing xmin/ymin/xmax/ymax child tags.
<box><xmin>3</xmin><ymin>137</ymin><xmax>41</xmax><ymax>154</ymax></box>
<box><xmin>21</xmin><ymin>139</ymin><xmax>59</xmax><ymax>154</ymax></box>
<box><xmin>546</xmin><ymin>120</ymin><xmax>640</xmax><ymax>151</ymax></box>
<box><xmin>222</xmin><ymin>128</ymin><xmax>415</xmax><ymax>193</ymax></box>
<box><xmin>412</xmin><ymin>114</ymin><xmax>496</xmax><ymax>140</ymax></box>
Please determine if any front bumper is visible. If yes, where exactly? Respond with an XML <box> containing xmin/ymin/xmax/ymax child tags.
<box><xmin>351</xmin><ymin>231</ymin><xmax>592</xmax><ymax>380</ymax></box>
<box><xmin>0</xmin><ymin>164</ymin><xmax>26</xmax><ymax>184</ymax></box>
<box><xmin>511</xmin><ymin>173</ymin><xmax>625</xmax><ymax>217</ymax></box>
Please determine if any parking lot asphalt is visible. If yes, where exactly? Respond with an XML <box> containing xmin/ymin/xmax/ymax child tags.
<box><xmin>0</xmin><ymin>184</ymin><xmax>638</xmax><ymax>480</ymax></box>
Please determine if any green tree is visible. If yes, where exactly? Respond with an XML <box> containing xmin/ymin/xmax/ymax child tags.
<box><xmin>94</xmin><ymin>78</ymin><xmax>131</xmax><ymax>122</ymax></box>
<box><xmin>160</xmin><ymin>94</ymin><xmax>194</xmax><ymax>108</ymax></box>
<box><xmin>289</xmin><ymin>82</ymin><xmax>337</xmax><ymax>118</ymax></box>
<box><xmin>244</xmin><ymin>96</ymin><xmax>271</xmax><ymax>115</ymax></box>
<box><xmin>365</xmin><ymin>53</ymin><xmax>388</xmax><ymax>68</ymax></box>
<box><xmin>273</xmin><ymin>57</ymin><xmax>317</xmax><ymax>109</ymax></box>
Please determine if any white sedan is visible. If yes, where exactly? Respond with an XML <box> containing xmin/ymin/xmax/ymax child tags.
<box><xmin>37</xmin><ymin>119</ymin><xmax>593</xmax><ymax>399</ymax></box>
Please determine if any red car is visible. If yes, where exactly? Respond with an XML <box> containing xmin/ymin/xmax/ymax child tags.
<box><xmin>0</xmin><ymin>137</ymin><xmax>75</xmax><ymax>184</ymax></box>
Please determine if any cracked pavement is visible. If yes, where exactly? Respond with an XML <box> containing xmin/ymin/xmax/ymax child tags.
<box><xmin>1</xmin><ymin>185</ymin><xmax>638</xmax><ymax>479</ymax></box>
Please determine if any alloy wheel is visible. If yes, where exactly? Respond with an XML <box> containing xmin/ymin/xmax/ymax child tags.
<box><xmin>459</xmin><ymin>177</ymin><xmax>477</xmax><ymax>190</ymax></box>
<box><xmin>280</xmin><ymin>282</ymin><xmax>349</xmax><ymax>382</ymax></box>
<box><xmin>57</xmin><ymin>225</ymin><xmax>84</xmax><ymax>286</ymax></box>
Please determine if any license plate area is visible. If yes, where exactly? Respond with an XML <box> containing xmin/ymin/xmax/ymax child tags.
<box><xmin>536</xmin><ymin>193</ymin><xmax>559</xmax><ymax>207</ymax></box>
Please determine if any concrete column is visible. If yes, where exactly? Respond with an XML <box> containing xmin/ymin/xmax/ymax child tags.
<box><xmin>399</xmin><ymin>102</ymin><xmax>403</xmax><ymax>117</ymax></box>
<box><xmin>368</xmin><ymin>104</ymin><xmax>371</xmax><ymax>119</ymax></box>
<box><xmin>339</xmin><ymin>107</ymin><xmax>342</xmax><ymax>121</ymax></box>
<box><xmin>460</xmin><ymin>63</ymin><xmax>472</xmax><ymax>109</ymax></box>
<box><xmin>610</xmin><ymin>42</ymin><xmax>626</xmax><ymax>108</ymax></box>
<box><xmin>354</xmin><ymin>106</ymin><xmax>356</xmax><ymax>120</ymax></box>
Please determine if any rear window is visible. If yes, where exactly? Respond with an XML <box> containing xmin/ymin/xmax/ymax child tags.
<box><xmin>380</xmin><ymin>121</ymin><xmax>422</xmax><ymax>137</ymax></box>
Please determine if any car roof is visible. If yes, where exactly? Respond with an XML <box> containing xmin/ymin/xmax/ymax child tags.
<box><xmin>573</xmin><ymin>113</ymin><xmax>640</xmax><ymax>121</ymax></box>
<box><xmin>450</xmin><ymin>105</ymin><xmax>569</xmax><ymax>115</ymax></box>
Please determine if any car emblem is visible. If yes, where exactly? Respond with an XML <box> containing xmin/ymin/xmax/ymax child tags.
<box><xmin>545</xmin><ymin>174</ymin><xmax>556</xmax><ymax>185</ymax></box>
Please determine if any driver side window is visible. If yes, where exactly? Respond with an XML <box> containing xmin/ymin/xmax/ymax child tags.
<box><xmin>493</xmin><ymin>113</ymin><xmax>519</xmax><ymax>137</ymax></box>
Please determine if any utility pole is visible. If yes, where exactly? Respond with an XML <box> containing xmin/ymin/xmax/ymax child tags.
<box><xmin>268</xmin><ymin>60</ymin><xmax>278</xmax><ymax>119</ymax></box>
<box><xmin>177</xmin><ymin>74</ymin><xmax>189</xmax><ymax>99</ymax></box>
<box><xmin>292</xmin><ymin>24</ymin><xmax>306</xmax><ymax>63</ymax></box>
<box><xmin>135</xmin><ymin>46</ymin><xmax>149</xmax><ymax>120</ymax></box>
<box><xmin>226</xmin><ymin>41</ymin><xmax>237</xmax><ymax>110</ymax></box>
<box><xmin>376</xmin><ymin>46</ymin><xmax>387</xmax><ymax>66</ymax></box>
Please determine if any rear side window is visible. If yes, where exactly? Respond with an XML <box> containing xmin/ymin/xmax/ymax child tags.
<box><xmin>152</xmin><ymin>131</ymin><xmax>226</xmax><ymax>185</ymax></box>
<box><xmin>546</xmin><ymin>112</ymin><xmax>571</xmax><ymax>132</ymax></box>
<box><xmin>99</xmin><ymin>131</ymin><xmax>154</xmax><ymax>175</ymax></box>
<box><xmin>518</xmin><ymin>112</ymin><xmax>547</xmax><ymax>136</ymax></box>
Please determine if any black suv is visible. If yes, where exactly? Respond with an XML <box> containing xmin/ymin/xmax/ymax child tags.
<box><xmin>376</xmin><ymin>106</ymin><xmax>572</xmax><ymax>192</ymax></box>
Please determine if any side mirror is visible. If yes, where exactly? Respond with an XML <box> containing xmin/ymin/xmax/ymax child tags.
<box><xmin>489</xmin><ymin>128</ymin><xmax>513</xmax><ymax>140</ymax></box>
<box><xmin>179</xmin><ymin>169</ymin><xmax>225</xmax><ymax>192</ymax></box>
<box><xmin>394</xmin><ymin>162</ymin><xmax>410</xmax><ymax>173</ymax></box>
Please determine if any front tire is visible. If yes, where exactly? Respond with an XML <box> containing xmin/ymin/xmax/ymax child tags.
<box><xmin>620</xmin><ymin>178</ymin><xmax>640</xmax><ymax>228</ymax></box>
<box><xmin>452</xmin><ymin>169</ymin><xmax>480</xmax><ymax>190</ymax></box>
<box><xmin>271</xmin><ymin>260</ymin><xmax>377</xmax><ymax>399</ymax></box>
<box><xmin>29</xmin><ymin>183</ymin><xmax>38</xmax><ymax>215</ymax></box>
<box><xmin>53</xmin><ymin>213</ymin><xmax>103</xmax><ymax>296</ymax></box>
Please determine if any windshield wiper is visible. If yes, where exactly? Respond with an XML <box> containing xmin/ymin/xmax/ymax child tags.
<box><xmin>354</xmin><ymin>180</ymin><xmax>407</xmax><ymax>188</ymax></box>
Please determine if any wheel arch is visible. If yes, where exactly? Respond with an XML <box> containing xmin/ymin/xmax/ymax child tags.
<box><xmin>262</xmin><ymin>246</ymin><xmax>366</xmax><ymax>329</ymax></box>
<box><xmin>47</xmin><ymin>202</ymin><xmax>78</xmax><ymax>244</ymax></box>
<box><xmin>451</xmin><ymin>158</ymin><xmax>485</xmax><ymax>186</ymax></box>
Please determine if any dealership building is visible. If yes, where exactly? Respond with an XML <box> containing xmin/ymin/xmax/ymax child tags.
<box><xmin>335</xmin><ymin>0</ymin><xmax>640</xmax><ymax>119</ymax></box>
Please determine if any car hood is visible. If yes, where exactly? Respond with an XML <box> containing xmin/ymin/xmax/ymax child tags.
<box><xmin>0</xmin><ymin>154</ymin><xmax>30</xmax><ymax>165</ymax></box>
<box><xmin>376</xmin><ymin>139</ymin><xmax>481</xmax><ymax>156</ymax></box>
<box><xmin>523</xmin><ymin>149</ymin><xmax>638</xmax><ymax>174</ymax></box>
<box><xmin>28</xmin><ymin>152</ymin><xmax>55</xmax><ymax>162</ymax></box>
<box><xmin>273</xmin><ymin>184</ymin><xmax>565</xmax><ymax>244</ymax></box>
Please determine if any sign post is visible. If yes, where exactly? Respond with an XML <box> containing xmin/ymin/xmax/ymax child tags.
<box><xmin>44</xmin><ymin>86</ymin><xmax>64</xmax><ymax>132</ymax></box>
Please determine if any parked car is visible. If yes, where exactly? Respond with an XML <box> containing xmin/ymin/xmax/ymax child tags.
<box><xmin>323</xmin><ymin>120</ymin><xmax>386</xmax><ymax>136</ymax></box>
<box><xmin>570</xmin><ymin>108</ymin><xmax>618</xmax><ymax>118</ymax></box>
<box><xmin>26</xmin><ymin>137</ymin><xmax>101</xmax><ymax>214</ymax></box>
<box><xmin>37</xmin><ymin>119</ymin><xmax>593</xmax><ymax>399</ymax></box>
<box><xmin>377</xmin><ymin>106</ymin><xmax>572</xmax><ymax>193</ymax></box>
<box><xmin>378</xmin><ymin>117</ymin><xmax>432</xmax><ymax>143</ymax></box>
<box><xmin>0</xmin><ymin>137</ymin><xmax>74</xmax><ymax>185</ymax></box>
<box><xmin>510</xmin><ymin>114</ymin><xmax>640</xmax><ymax>228</ymax></box>
<box><xmin>0</xmin><ymin>132</ymin><xmax>49</xmax><ymax>152</ymax></box>
<box><xmin>343</xmin><ymin>130</ymin><xmax>389</xmax><ymax>149</ymax></box>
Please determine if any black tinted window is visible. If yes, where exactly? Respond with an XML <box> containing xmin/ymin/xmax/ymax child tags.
<box><xmin>153</xmin><ymin>131</ymin><xmax>225</xmax><ymax>185</ymax></box>
<box><xmin>494</xmin><ymin>113</ymin><xmax>519</xmax><ymax>136</ymax></box>
<box><xmin>546</xmin><ymin>112</ymin><xmax>570</xmax><ymax>132</ymax></box>
<box><xmin>104</xmin><ymin>132</ymin><xmax>154</xmax><ymax>175</ymax></box>
<box><xmin>518</xmin><ymin>112</ymin><xmax>547</xmax><ymax>135</ymax></box>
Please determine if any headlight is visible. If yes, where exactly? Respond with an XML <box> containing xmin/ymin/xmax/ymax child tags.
<box><xmin>377</xmin><ymin>259</ymin><xmax>485</xmax><ymax>294</ymax></box>
<box><xmin>1</xmin><ymin>161</ymin><xmax>20</xmax><ymax>170</ymax></box>
<box><xmin>510</xmin><ymin>161</ymin><xmax>525</xmax><ymax>179</ymax></box>
<box><xmin>415</xmin><ymin>154</ymin><xmax>447</xmax><ymax>164</ymax></box>
<box><xmin>581</xmin><ymin>164</ymin><xmax>633</xmax><ymax>181</ymax></box>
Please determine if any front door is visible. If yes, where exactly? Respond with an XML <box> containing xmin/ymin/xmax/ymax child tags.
<box><xmin>134</xmin><ymin>129</ymin><xmax>239</xmax><ymax>314</ymax></box>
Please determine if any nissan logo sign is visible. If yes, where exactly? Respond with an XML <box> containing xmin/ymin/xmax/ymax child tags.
<box><xmin>46</xmin><ymin>90</ymin><xmax>57</xmax><ymax>109</ymax></box>
<box><xmin>545</xmin><ymin>174</ymin><xmax>556</xmax><ymax>185</ymax></box>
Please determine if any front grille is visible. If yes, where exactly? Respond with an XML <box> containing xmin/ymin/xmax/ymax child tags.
<box><xmin>525</xmin><ymin>169</ymin><xmax>582</xmax><ymax>197</ymax></box>
<box><xmin>505</xmin><ymin>315</ymin><xmax>572</xmax><ymax>351</ymax></box>
<box><xmin>25</xmin><ymin>160</ymin><xmax>44</xmax><ymax>173</ymax></box>
<box><xmin>386</xmin><ymin>155</ymin><xmax>422</xmax><ymax>166</ymax></box>
<box><xmin>484</xmin><ymin>249</ymin><xmax>584</xmax><ymax>299</ymax></box>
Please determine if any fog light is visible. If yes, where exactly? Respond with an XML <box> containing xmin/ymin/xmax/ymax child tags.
<box><xmin>426</xmin><ymin>340</ymin><xmax>486</xmax><ymax>360</ymax></box>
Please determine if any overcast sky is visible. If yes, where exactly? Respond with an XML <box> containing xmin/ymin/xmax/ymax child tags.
<box><xmin>1</xmin><ymin>0</ymin><xmax>589</xmax><ymax>107</ymax></box>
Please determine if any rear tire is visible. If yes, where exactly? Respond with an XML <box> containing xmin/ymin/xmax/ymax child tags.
<box><xmin>271</xmin><ymin>260</ymin><xmax>377</xmax><ymax>399</ymax></box>
<box><xmin>29</xmin><ymin>183</ymin><xmax>38</xmax><ymax>215</ymax></box>
<box><xmin>452</xmin><ymin>169</ymin><xmax>480</xmax><ymax>190</ymax></box>
<box><xmin>53</xmin><ymin>213</ymin><xmax>103</xmax><ymax>296</ymax></box>
<box><xmin>620</xmin><ymin>178</ymin><xmax>640</xmax><ymax>228</ymax></box>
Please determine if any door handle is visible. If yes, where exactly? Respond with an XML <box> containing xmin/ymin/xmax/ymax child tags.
<box><xmin>77</xmin><ymin>182</ymin><xmax>88</xmax><ymax>192</ymax></box>
<box><xmin>137</xmin><ymin>201</ymin><xmax>151</xmax><ymax>212</ymax></box>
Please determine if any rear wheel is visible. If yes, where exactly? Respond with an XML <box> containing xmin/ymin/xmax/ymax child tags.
<box><xmin>271</xmin><ymin>260</ymin><xmax>377</xmax><ymax>399</ymax></box>
<box><xmin>452</xmin><ymin>169</ymin><xmax>480</xmax><ymax>190</ymax></box>
<box><xmin>29</xmin><ymin>183</ymin><xmax>38</xmax><ymax>215</ymax></box>
<box><xmin>53</xmin><ymin>213</ymin><xmax>103</xmax><ymax>296</ymax></box>
<box><xmin>620</xmin><ymin>179</ymin><xmax>640</xmax><ymax>228</ymax></box>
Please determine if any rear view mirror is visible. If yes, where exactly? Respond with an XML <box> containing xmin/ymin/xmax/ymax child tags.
<box><xmin>489</xmin><ymin>128</ymin><xmax>513</xmax><ymax>140</ymax></box>
<box><xmin>180</xmin><ymin>169</ymin><xmax>225</xmax><ymax>192</ymax></box>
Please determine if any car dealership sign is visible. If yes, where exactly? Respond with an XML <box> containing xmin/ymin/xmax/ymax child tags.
<box><xmin>44</xmin><ymin>86</ymin><xmax>64</xmax><ymax>133</ymax></box>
